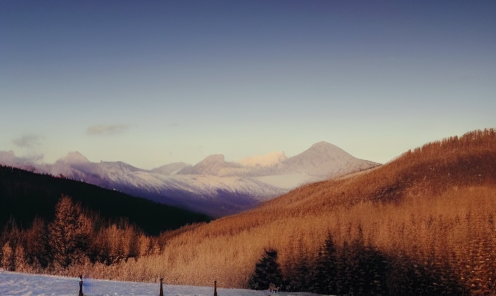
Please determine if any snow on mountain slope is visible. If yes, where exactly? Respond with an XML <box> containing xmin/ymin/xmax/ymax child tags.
<box><xmin>0</xmin><ymin>143</ymin><xmax>380</xmax><ymax>217</ymax></box>
<box><xmin>177</xmin><ymin>141</ymin><xmax>378</xmax><ymax>180</ymax></box>
<box><xmin>177</xmin><ymin>154</ymin><xmax>244</xmax><ymax>176</ymax></box>
<box><xmin>277</xmin><ymin>141</ymin><xmax>379</xmax><ymax>177</ymax></box>
<box><xmin>253</xmin><ymin>173</ymin><xmax>314</xmax><ymax>190</ymax></box>
<box><xmin>151</xmin><ymin>162</ymin><xmax>192</xmax><ymax>175</ymax></box>
<box><xmin>41</xmin><ymin>153</ymin><xmax>284</xmax><ymax>217</ymax></box>
<box><xmin>123</xmin><ymin>173</ymin><xmax>285</xmax><ymax>217</ymax></box>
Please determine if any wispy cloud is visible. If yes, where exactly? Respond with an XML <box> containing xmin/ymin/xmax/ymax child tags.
<box><xmin>86</xmin><ymin>124</ymin><xmax>129</xmax><ymax>136</ymax></box>
<box><xmin>12</xmin><ymin>134</ymin><xmax>43</xmax><ymax>149</ymax></box>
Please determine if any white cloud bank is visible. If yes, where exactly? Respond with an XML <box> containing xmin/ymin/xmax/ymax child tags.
<box><xmin>239</xmin><ymin>151</ymin><xmax>287</xmax><ymax>167</ymax></box>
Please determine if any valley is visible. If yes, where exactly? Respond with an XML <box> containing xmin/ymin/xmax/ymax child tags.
<box><xmin>0</xmin><ymin>129</ymin><xmax>495</xmax><ymax>295</ymax></box>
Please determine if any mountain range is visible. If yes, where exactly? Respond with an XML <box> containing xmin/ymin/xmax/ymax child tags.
<box><xmin>0</xmin><ymin>142</ymin><xmax>379</xmax><ymax>217</ymax></box>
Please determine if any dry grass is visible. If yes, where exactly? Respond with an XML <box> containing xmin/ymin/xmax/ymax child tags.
<box><xmin>84</xmin><ymin>128</ymin><xmax>496</xmax><ymax>293</ymax></box>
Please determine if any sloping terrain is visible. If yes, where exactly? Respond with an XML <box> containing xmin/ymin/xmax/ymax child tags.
<box><xmin>88</xmin><ymin>129</ymin><xmax>495</xmax><ymax>295</ymax></box>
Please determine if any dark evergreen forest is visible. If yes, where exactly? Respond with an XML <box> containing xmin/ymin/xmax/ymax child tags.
<box><xmin>0</xmin><ymin>165</ymin><xmax>210</xmax><ymax>235</ymax></box>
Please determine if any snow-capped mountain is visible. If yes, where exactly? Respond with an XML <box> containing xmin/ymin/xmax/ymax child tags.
<box><xmin>179</xmin><ymin>141</ymin><xmax>378</xmax><ymax>186</ymax></box>
<box><xmin>277</xmin><ymin>141</ymin><xmax>375</xmax><ymax>176</ymax></box>
<box><xmin>0</xmin><ymin>142</ymin><xmax>379</xmax><ymax>217</ymax></box>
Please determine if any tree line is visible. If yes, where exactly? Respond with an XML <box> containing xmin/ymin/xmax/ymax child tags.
<box><xmin>0</xmin><ymin>195</ymin><xmax>169</xmax><ymax>273</ymax></box>
<box><xmin>248</xmin><ymin>225</ymin><xmax>491</xmax><ymax>296</ymax></box>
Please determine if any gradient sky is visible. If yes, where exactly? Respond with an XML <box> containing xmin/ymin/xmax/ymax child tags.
<box><xmin>1</xmin><ymin>0</ymin><xmax>495</xmax><ymax>169</ymax></box>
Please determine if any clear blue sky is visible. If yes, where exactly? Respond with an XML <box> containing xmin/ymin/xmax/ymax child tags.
<box><xmin>1</xmin><ymin>0</ymin><xmax>495</xmax><ymax>169</ymax></box>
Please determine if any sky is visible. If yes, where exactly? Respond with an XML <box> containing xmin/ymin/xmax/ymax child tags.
<box><xmin>1</xmin><ymin>0</ymin><xmax>495</xmax><ymax>169</ymax></box>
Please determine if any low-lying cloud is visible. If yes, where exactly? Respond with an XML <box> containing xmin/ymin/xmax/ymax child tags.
<box><xmin>12</xmin><ymin>134</ymin><xmax>43</xmax><ymax>149</ymax></box>
<box><xmin>87</xmin><ymin>124</ymin><xmax>129</xmax><ymax>136</ymax></box>
<box><xmin>240</xmin><ymin>151</ymin><xmax>287</xmax><ymax>167</ymax></box>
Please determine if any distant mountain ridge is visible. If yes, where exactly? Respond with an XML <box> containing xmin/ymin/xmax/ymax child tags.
<box><xmin>176</xmin><ymin>141</ymin><xmax>377</xmax><ymax>179</ymax></box>
<box><xmin>0</xmin><ymin>142</ymin><xmax>380</xmax><ymax>217</ymax></box>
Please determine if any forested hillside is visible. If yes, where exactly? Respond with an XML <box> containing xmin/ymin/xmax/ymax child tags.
<box><xmin>0</xmin><ymin>167</ymin><xmax>211</xmax><ymax>275</ymax></box>
<box><xmin>0</xmin><ymin>166</ymin><xmax>210</xmax><ymax>235</ymax></box>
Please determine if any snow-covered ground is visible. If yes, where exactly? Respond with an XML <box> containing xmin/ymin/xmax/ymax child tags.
<box><xmin>0</xmin><ymin>271</ymin><xmax>319</xmax><ymax>296</ymax></box>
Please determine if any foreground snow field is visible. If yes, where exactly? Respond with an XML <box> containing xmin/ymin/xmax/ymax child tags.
<box><xmin>0</xmin><ymin>271</ymin><xmax>319</xmax><ymax>296</ymax></box>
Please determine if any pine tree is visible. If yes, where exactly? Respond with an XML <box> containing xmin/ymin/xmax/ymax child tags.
<box><xmin>2</xmin><ymin>241</ymin><xmax>14</xmax><ymax>271</ymax></box>
<box><xmin>313</xmin><ymin>232</ymin><xmax>338</xmax><ymax>294</ymax></box>
<box><xmin>49</xmin><ymin>195</ymin><xmax>92</xmax><ymax>269</ymax></box>
<box><xmin>14</xmin><ymin>244</ymin><xmax>28</xmax><ymax>272</ymax></box>
<box><xmin>248</xmin><ymin>248</ymin><xmax>284</xmax><ymax>290</ymax></box>
<box><xmin>286</xmin><ymin>237</ymin><xmax>313</xmax><ymax>292</ymax></box>
<box><xmin>1</xmin><ymin>218</ymin><xmax>20</xmax><ymax>271</ymax></box>
<box><xmin>291</xmin><ymin>255</ymin><xmax>312</xmax><ymax>292</ymax></box>
<box><xmin>336</xmin><ymin>240</ymin><xmax>351</xmax><ymax>295</ymax></box>
<box><xmin>26</xmin><ymin>217</ymin><xmax>51</xmax><ymax>268</ymax></box>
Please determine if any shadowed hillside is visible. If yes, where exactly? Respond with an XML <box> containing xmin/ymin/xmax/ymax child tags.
<box><xmin>0</xmin><ymin>166</ymin><xmax>211</xmax><ymax>235</ymax></box>
<box><xmin>87</xmin><ymin>129</ymin><xmax>496</xmax><ymax>295</ymax></box>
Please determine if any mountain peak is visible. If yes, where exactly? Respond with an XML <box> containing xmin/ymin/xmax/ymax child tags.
<box><xmin>178</xmin><ymin>154</ymin><xmax>241</xmax><ymax>175</ymax></box>
<box><xmin>200</xmin><ymin>154</ymin><xmax>226</xmax><ymax>164</ymax></box>
<box><xmin>309</xmin><ymin>141</ymin><xmax>342</xmax><ymax>151</ymax></box>
<box><xmin>60</xmin><ymin>151</ymin><xmax>90</xmax><ymax>164</ymax></box>
<box><xmin>289</xmin><ymin>142</ymin><xmax>350</xmax><ymax>161</ymax></box>
<box><xmin>280</xmin><ymin>141</ymin><xmax>360</xmax><ymax>176</ymax></box>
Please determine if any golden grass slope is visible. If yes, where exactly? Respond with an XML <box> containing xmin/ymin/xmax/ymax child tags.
<box><xmin>90</xmin><ymin>129</ymin><xmax>496</xmax><ymax>292</ymax></box>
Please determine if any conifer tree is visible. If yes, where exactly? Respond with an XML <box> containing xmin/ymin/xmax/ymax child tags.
<box><xmin>291</xmin><ymin>255</ymin><xmax>312</xmax><ymax>292</ymax></box>
<box><xmin>26</xmin><ymin>217</ymin><xmax>51</xmax><ymax>268</ymax></box>
<box><xmin>336</xmin><ymin>240</ymin><xmax>351</xmax><ymax>295</ymax></box>
<box><xmin>14</xmin><ymin>244</ymin><xmax>28</xmax><ymax>272</ymax></box>
<box><xmin>1</xmin><ymin>241</ymin><xmax>14</xmax><ymax>271</ymax></box>
<box><xmin>313</xmin><ymin>232</ymin><xmax>337</xmax><ymax>294</ymax></box>
<box><xmin>286</xmin><ymin>237</ymin><xmax>314</xmax><ymax>292</ymax></box>
<box><xmin>49</xmin><ymin>195</ymin><xmax>91</xmax><ymax>268</ymax></box>
<box><xmin>248</xmin><ymin>248</ymin><xmax>283</xmax><ymax>290</ymax></box>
